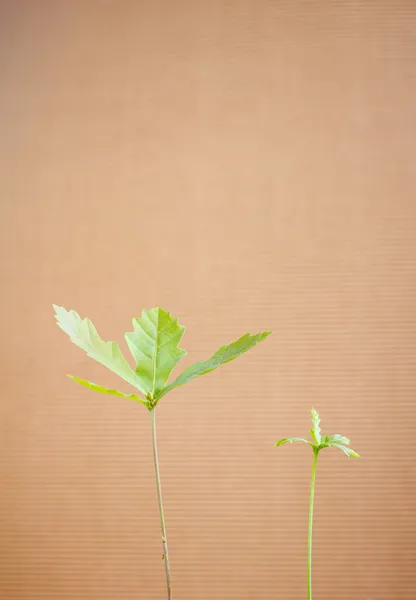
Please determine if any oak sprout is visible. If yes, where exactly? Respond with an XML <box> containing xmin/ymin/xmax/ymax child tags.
<box><xmin>53</xmin><ymin>305</ymin><xmax>271</xmax><ymax>600</ymax></box>
<box><xmin>275</xmin><ymin>408</ymin><xmax>359</xmax><ymax>600</ymax></box>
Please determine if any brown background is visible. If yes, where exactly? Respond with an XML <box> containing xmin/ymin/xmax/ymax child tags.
<box><xmin>1</xmin><ymin>1</ymin><xmax>416</xmax><ymax>598</ymax></box>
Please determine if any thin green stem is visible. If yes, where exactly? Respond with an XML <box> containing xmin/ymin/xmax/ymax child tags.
<box><xmin>150</xmin><ymin>408</ymin><xmax>172</xmax><ymax>600</ymax></box>
<box><xmin>308</xmin><ymin>449</ymin><xmax>319</xmax><ymax>600</ymax></box>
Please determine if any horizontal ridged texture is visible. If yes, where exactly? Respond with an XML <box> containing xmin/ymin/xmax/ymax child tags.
<box><xmin>1</xmin><ymin>1</ymin><xmax>416</xmax><ymax>599</ymax></box>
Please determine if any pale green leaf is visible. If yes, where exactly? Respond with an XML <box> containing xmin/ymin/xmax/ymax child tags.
<box><xmin>68</xmin><ymin>375</ymin><xmax>148</xmax><ymax>406</ymax></box>
<box><xmin>156</xmin><ymin>331</ymin><xmax>271</xmax><ymax>401</ymax></box>
<box><xmin>326</xmin><ymin>434</ymin><xmax>351</xmax><ymax>446</ymax></box>
<box><xmin>326</xmin><ymin>442</ymin><xmax>360</xmax><ymax>458</ymax></box>
<box><xmin>310</xmin><ymin>408</ymin><xmax>321</xmax><ymax>445</ymax></box>
<box><xmin>275</xmin><ymin>437</ymin><xmax>311</xmax><ymax>447</ymax></box>
<box><xmin>125</xmin><ymin>307</ymin><xmax>186</xmax><ymax>397</ymax></box>
<box><xmin>53</xmin><ymin>305</ymin><xmax>149</xmax><ymax>395</ymax></box>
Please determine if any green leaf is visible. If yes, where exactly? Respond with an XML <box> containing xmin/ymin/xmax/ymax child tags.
<box><xmin>275</xmin><ymin>437</ymin><xmax>311</xmax><ymax>447</ymax></box>
<box><xmin>53</xmin><ymin>305</ymin><xmax>149</xmax><ymax>395</ymax></box>
<box><xmin>326</xmin><ymin>434</ymin><xmax>351</xmax><ymax>446</ymax></box>
<box><xmin>125</xmin><ymin>307</ymin><xmax>186</xmax><ymax>398</ymax></box>
<box><xmin>68</xmin><ymin>375</ymin><xmax>148</xmax><ymax>406</ymax></box>
<box><xmin>310</xmin><ymin>408</ymin><xmax>321</xmax><ymax>445</ymax></box>
<box><xmin>326</xmin><ymin>441</ymin><xmax>360</xmax><ymax>458</ymax></box>
<box><xmin>156</xmin><ymin>331</ymin><xmax>271</xmax><ymax>401</ymax></box>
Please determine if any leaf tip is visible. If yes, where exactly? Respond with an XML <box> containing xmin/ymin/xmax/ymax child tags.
<box><xmin>275</xmin><ymin>438</ymin><xmax>287</xmax><ymax>447</ymax></box>
<box><xmin>258</xmin><ymin>330</ymin><xmax>272</xmax><ymax>342</ymax></box>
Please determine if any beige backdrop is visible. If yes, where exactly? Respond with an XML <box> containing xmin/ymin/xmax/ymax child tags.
<box><xmin>1</xmin><ymin>1</ymin><xmax>416</xmax><ymax>599</ymax></box>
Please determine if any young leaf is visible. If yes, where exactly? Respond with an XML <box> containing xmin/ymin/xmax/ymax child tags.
<box><xmin>155</xmin><ymin>331</ymin><xmax>271</xmax><ymax>401</ymax></box>
<box><xmin>310</xmin><ymin>408</ymin><xmax>321</xmax><ymax>445</ymax></box>
<box><xmin>125</xmin><ymin>307</ymin><xmax>186</xmax><ymax>398</ymax></box>
<box><xmin>53</xmin><ymin>305</ymin><xmax>149</xmax><ymax>395</ymax></box>
<box><xmin>326</xmin><ymin>434</ymin><xmax>351</xmax><ymax>446</ymax></box>
<box><xmin>275</xmin><ymin>437</ymin><xmax>311</xmax><ymax>447</ymax></box>
<box><xmin>326</xmin><ymin>441</ymin><xmax>360</xmax><ymax>458</ymax></box>
<box><xmin>67</xmin><ymin>375</ymin><xmax>148</xmax><ymax>406</ymax></box>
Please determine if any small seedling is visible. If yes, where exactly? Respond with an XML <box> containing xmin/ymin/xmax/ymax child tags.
<box><xmin>53</xmin><ymin>305</ymin><xmax>271</xmax><ymax>600</ymax></box>
<box><xmin>275</xmin><ymin>408</ymin><xmax>359</xmax><ymax>600</ymax></box>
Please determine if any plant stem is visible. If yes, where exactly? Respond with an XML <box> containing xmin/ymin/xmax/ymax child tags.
<box><xmin>150</xmin><ymin>408</ymin><xmax>172</xmax><ymax>600</ymax></box>
<box><xmin>308</xmin><ymin>449</ymin><xmax>318</xmax><ymax>600</ymax></box>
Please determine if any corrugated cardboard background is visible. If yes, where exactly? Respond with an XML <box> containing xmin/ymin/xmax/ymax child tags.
<box><xmin>1</xmin><ymin>1</ymin><xmax>415</xmax><ymax>598</ymax></box>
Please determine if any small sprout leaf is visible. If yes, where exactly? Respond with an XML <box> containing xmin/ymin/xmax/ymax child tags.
<box><xmin>67</xmin><ymin>375</ymin><xmax>148</xmax><ymax>406</ymax></box>
<box><xmin>326</xmin><ymin>434</ymin><xmax>351</xmax><ymax>446</ymax></box>
<box><xmin>310</xmin><ymin>408</ymin><xmax>321</xmax><ymax>445</ymax></box>
<box><xmin>275</xmin><ymin>437</ymin><xmax>311</xmax><ymax>447</ymax></box>
<box><xmin>326</xmin><ymin>442</ymin><xmax>360</xmax><ymax>458</ymax></box>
